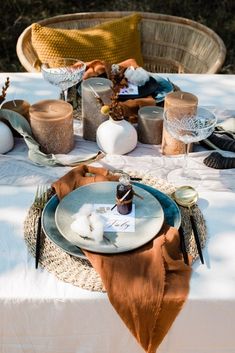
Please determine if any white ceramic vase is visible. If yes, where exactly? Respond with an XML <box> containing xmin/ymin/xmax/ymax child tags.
<box><xmin>96</xmin><ymin>117</ymin><xmax>137</xmax><ymax>154</ymax></box>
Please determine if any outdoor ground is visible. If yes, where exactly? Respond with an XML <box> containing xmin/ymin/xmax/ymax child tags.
<box><xmin>0</xmin><ymin>0</ymin><xmax>234</xmax><ymax>73</ymax></box>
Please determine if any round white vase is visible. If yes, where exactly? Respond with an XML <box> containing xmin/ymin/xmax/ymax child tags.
<box><xmin>96</xmin><ymin>117</ymin><xmax>137</xmax><ymax>154</ymax></box>
<box><xmin>0</xmin><ymin>121</ymin><xmax>14</xmax><ymax>154</ymax></box>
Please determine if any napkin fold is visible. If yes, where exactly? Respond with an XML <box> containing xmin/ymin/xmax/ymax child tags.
<box><xmin>86</xmin><ymin>224</ymin><xmax>191</xmax><ymax>353</ymax></box>
<box><xmin>0</xmin><ymin>109</ymin><xmax>103</xmax><ymax>167</ymax></box>
<box><xmin>83</xmin><ymin>58</ymin><xmax>139</xmax><ymax>80</ymax></box>
<box><xmin>52</xmin><ymin>165</ymin><xmax>119</xmax><ymax>199</ymax></box>
<box><xmin>83</xmin><ymin>58</ymin><xmax>156</xmax><ymax>122</ymax></box>
<box><xmin>52</xmin><ymin>166</ymin><xmax>191</xmax><ymax>353</ymax></box>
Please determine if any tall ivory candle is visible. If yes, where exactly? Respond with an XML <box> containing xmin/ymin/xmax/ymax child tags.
<box><xmin>161</xmin><ymin>91</ymin><xmax>198</xmax><ymax>155</ymax></box>
<box><xmin>138</xmin><ymin>106</ymin><xmax>163</xmax><ymax>144</ymax></box>
<box><xmin>82</xmin><ymin>77</ymin><xmax>113</xmax><ymax>141</ymax></box>
<box><xmin>29</xmin><ymin>99</ymin><xmax>74</xmax><ymax>154</ymax></box>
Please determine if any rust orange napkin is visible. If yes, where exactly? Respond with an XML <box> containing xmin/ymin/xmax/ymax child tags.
<box><xmin>52</xmin><ymin>166</ymin><xmax>191</xmax><ymax>353</ymax></box>
<box><xmin>52</xmin><ymin>165</ymin><xmax>119</xmax><ymax>199</ymax></box>
<box><xmin>82</xmin><ymin>58</ymin><xmax>139</xmax><ymax>80</ymax></box>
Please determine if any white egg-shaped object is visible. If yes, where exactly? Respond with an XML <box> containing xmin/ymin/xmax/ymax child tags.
<box><xmin>0</xmin><ymin>121</ymin><xmax>14</xmax><ymax>154</ymax></box>
<box><xmin>96</xmin><ymin>117</ymin><xmax>137</xmax><ymax>155</ymax></box>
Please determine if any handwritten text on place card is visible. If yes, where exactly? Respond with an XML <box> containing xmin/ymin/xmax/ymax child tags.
<box><xmin>94</xmin><ymin>204</ymin><xmax>135</xmax><ymax>232</ymax></box>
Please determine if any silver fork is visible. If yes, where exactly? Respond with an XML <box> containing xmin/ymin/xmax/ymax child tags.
<box><xmin>34</xmin><ymin>185</ymin><xmax>48</xmax><ymax>269</ymax></box>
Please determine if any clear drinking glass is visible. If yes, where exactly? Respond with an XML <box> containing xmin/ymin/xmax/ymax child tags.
<box><xmin>41</xmin><ymin>58</ymin><xmax>86</xmax><ymax>101</ymax></box>
<box><xmin>163</xmin><ymin>107</ymin><xmax>217</xmax><ymax>186</ymax></box>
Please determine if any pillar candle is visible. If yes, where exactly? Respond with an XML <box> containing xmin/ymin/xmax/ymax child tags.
<box><xmin>29</xmin><ymin>99</ymin><xmax>74</xmax><ymax>154</ymax></box>
<box><xmin>161</xmin><ymin>91</ymin><xmax>198</xmax><ymax>155</ymax></box>
<box><xmin>82</xmin><ymin>77</ymin><xmax>113</xmax><ymax>141</ymax></box>
<box><xmin>1</xmin><ymin>99</ymin><xmax>31</xmax><ymax>137</ymax></box>
<box><xmin>138</xmin><ymin>106</ymin><xmax>163</xmax><ymax>144</ymax></box>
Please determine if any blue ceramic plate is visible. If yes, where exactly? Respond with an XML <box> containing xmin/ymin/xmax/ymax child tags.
<box><xmin>42</xmin><ymin>183</ymin><xmax>180</xmax><ymax>258</ymax></box>
<box><xmin>151</xmin><ymin>74</ymin><xmax>174</xmax><ymax>103</ymax></box>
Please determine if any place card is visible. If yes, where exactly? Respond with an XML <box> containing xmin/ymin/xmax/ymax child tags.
<box><xmin>119</xmin><ymin>83</ymin><xmax>139</xmax><ymax>95</ymax></box>
<box><xmin>94</xmin><ymin>203</ymin><xmax>135</xmax><ymax>232</ymax></box>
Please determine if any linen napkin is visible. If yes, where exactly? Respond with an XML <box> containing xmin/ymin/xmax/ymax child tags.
<box><xmin>52</xmin><ymin>166</ymin><xmax>191</xmax><ymax>353</ymax></box>
<box><xmin>52</xmin><ymin>165</ymin><xmax>119</xmax><ymax>199</ymax></box>
<box><xmin>83</xmin><ymin>58</ymin><xmax>139</xmax><ymax>80</ymax></box>
<box><xmin>0</xmin><ymin>109</ymin><xmax>103</xmax><ymax>167</ymax></box>
<box><xmin>82</xmin><ymin>58</ymin><xmax>156</xmax><ymax>122</ymax></box>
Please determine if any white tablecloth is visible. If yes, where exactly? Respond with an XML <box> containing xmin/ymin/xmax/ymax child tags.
<box><xmin>0</xmin><ymin>73</ymin><xmax>235</xmax><ymax>353</ymax></box>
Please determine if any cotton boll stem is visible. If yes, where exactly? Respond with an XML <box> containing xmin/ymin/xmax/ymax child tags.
<box><xmin>124</xmin><ymin>67</ymin><xmax>150</xmax><ymax>86</ymax></box>
<box><xmin>89</xmin><ymin>212</ymin><xmax>104</xmax><ymax>242</ymax></box>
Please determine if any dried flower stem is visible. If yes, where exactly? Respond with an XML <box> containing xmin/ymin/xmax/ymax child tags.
<box><xmin>87</xmin><ymin>68</ymin><xmax>128</xmax><ymax>121</ymax></box>
<box><xmin>0</xmin><ymin>77</ymin><xmax>10</xmax><ymax>104</ymax></box>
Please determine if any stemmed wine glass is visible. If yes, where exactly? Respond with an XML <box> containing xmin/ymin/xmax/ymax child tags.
<box><xmin>41</xmin><ymin>58</ymin><xmax>86</xmax><ymax>101</ymax></box>
<box><xmin>163</xmin><ymin>107</ymin><xmax>217</xmax><ymax>186</ymax></box>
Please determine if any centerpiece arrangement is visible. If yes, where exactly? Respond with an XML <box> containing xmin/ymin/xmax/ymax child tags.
<box><xmin>93</xmin><ymin>64</ymin><xmax>139</xmax><ymax>155</ymax></box>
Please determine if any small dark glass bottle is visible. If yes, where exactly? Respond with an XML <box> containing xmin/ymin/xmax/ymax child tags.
<box><xmin>116</xmin><ymin>175</ymin><xmax>133</xmax><ymax>215</ymax></box>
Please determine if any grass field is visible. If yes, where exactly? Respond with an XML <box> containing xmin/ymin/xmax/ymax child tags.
<box><xmin>1</xmin><ymin>0</ymin><xmax>234</xmax><ymax>73</ymax></box>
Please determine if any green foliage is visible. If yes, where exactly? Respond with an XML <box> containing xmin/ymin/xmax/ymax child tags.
<box><xmin>1</xmin><ymin>0</ymin><xmax>234</xmax><ymax>73</ymax></box>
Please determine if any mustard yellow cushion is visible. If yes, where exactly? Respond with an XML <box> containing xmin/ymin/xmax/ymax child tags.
<box><xmin>31</xmin><ymin>14</ymin><xmax>144</xmax><ymax>67</ymax></box>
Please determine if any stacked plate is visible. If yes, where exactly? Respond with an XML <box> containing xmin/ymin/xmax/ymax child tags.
<box><xmin>42</xmin><ymin>182</ymin><xmax>180</xmax><ymax>258</ymax></box>
<box><xmin>118</xmin><ymin>74</ymin><xmax>173</xmax><ymax>103</ymax></box>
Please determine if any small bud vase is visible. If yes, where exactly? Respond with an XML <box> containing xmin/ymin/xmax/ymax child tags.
<box><xmin>96</xmin><ymin>117</ymin><xmax>137</xmax><ymax>154</ymax></box>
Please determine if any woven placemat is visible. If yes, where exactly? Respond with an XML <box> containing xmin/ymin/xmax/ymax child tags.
<box><xmin>24</xmin><ymin>176</ymin><xmax>206</xmax><ymax>292</ymax></box>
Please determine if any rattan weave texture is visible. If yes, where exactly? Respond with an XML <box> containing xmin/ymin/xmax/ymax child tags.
<box><xmin>17</xmin><ymin>11</ymin><xmax>226</xmax><ymax>74</ymax></box>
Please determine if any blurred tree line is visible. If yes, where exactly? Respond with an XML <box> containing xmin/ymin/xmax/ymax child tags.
<box><xmin>1</xmin><ymin>0</ymin><xmax>234</xmax><ymax>72</ymax></box>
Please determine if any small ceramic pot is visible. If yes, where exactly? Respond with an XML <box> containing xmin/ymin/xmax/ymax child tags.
<box><xmin>96</xmin><ymin>117</ymin><xmax>137</xmax><ymax>154</ymax></box>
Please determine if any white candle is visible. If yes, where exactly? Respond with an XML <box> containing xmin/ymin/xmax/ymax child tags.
<box><xmin>29</xmin><ymin>99</ymin><xmax>74</xmax><ymax>154</ymax></box>
<box><xmin>82</xmin><ymin>77</ymin><xmax>113</xmax><ymax>141</ymax></box>
<box><xmin>138</xmin><ymin>106</ymin><xmax>163</xmax><ymax>144</ymax></box>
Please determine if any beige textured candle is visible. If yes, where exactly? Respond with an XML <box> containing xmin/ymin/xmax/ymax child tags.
<box><xmin>162</xmin><ymin>91</ymin><xmax>198</xmax><ymax>155</ymax></box>
<box><xmin>29</xmin><ymin>99</ymin><xmax>74</xmax><ymax>154</ymax></box>
<box><xmin>1</xmin><ymin>99</ymin><xmax>31</xmax><ymax>137</ymax></box>
<box><xmin>82</xmin><ymin>77</ymin><xmax>113</xmax><ymax>141</ymax></box>
<box><xmin>138</xmin><ymin>106</ymin><xmax>163</xmax><ymax>144</ymax></box>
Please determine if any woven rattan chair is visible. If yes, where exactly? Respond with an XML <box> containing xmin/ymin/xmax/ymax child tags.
<box><xmin>16</xmin><ymin>11</ymin><xmax>226</xmax><ymax>74</ymax></box>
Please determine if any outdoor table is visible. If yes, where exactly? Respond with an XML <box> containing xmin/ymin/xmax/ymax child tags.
<box><xmin>0</xmin><ymin>72</ymin><xmax>235</xmax><ymax>353</ymax></box>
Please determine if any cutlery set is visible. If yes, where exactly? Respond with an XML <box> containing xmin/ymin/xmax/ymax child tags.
<box><xmin>33</xmin><ymin>185</ymin><xmax>48</xmax><ymax>268</ymax></box>
<box><xmin>172</xmin><ymin>186</ymin><xmax>204</xmax><ymax>265</ymax></box>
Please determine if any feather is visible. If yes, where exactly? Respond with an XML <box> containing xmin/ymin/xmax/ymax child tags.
<box><xmin>203</xmin><ymin>152</ymin><xmax>235</xmax><ymax>169</ymax></box>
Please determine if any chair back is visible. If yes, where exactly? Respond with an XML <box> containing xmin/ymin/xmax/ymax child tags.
<box><xmin>16</xmin><ymin>11</ymin><xmax>226</xmax><ymax>73</ymax></box>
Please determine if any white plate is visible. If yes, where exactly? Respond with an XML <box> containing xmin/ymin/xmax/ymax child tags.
<box><xmin>55</xmin><ymin>182</ymin><xmax>164</xmax><ymax>254</ymax></box>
